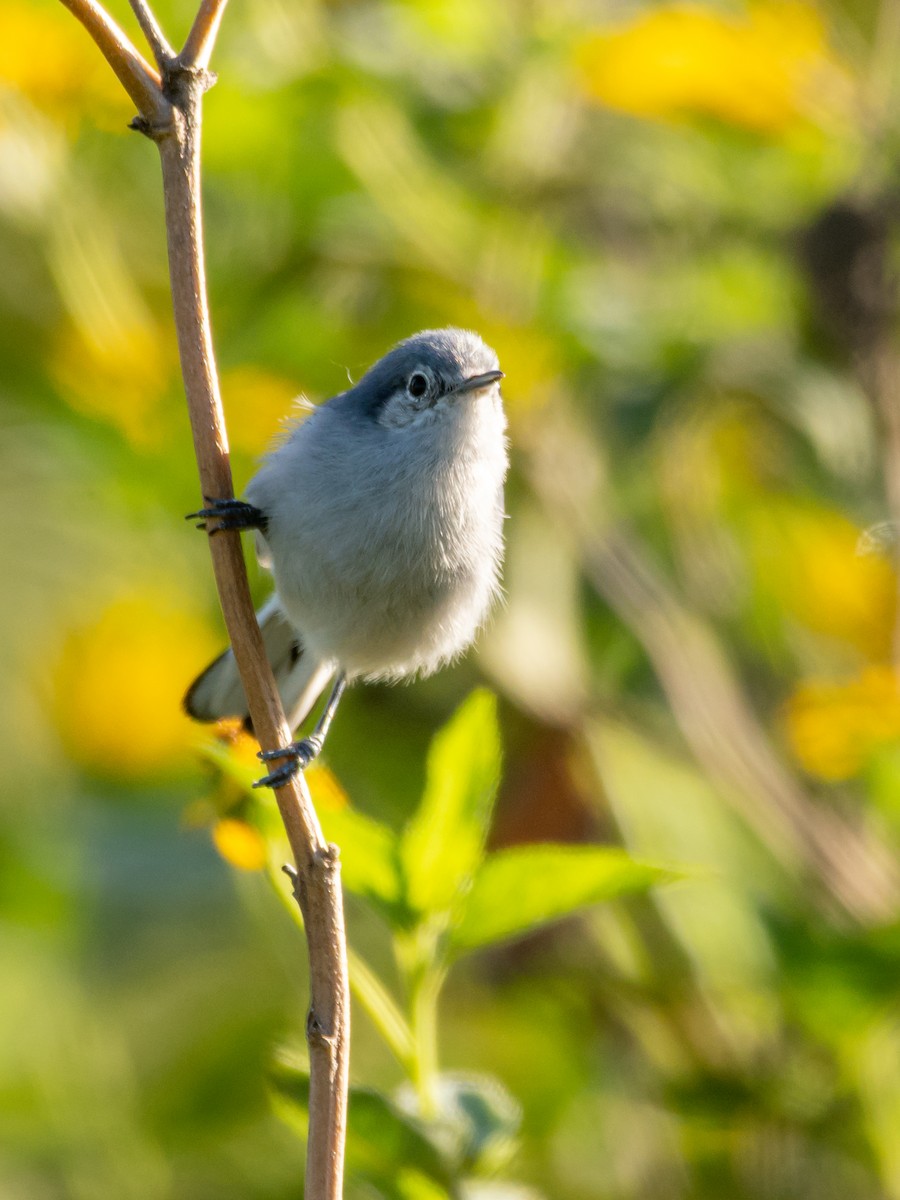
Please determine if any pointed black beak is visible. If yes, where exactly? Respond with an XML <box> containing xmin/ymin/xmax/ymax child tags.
<box><xmin>453</xmin><ymin>369</ymin><xmax>505</xmax><ymax>396</ymax></box>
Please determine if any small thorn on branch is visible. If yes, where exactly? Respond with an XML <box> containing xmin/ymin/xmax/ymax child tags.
<box><xmin>282</xmin><ymin>861</ymin><xmax>306</xmax><ymax>906</ymax></box>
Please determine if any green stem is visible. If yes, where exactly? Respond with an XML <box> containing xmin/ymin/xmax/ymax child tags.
<box><xmin>408</xmin><ymin>961</ymin><xmax>446</xmax><ymax>1118</ymax></box>
<box><xmin>346</xmin><ymin>946</ymin><xmax>416</xmax><ymax>1075</ymax></box>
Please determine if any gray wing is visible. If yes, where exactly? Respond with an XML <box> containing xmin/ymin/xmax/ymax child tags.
<box><xmin>183</xmin><ymin>595</ymin><xmax>333</xmax><ymax>731</ymax></box>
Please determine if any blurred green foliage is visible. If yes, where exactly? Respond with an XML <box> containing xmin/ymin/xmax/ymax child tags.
<box><xmin>4</xmin><ymin>0</ymin><xmax>900</xmax><ymax>1196</ymax></box>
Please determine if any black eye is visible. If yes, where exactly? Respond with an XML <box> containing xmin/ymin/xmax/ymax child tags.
<box><xmin>408</xmin><ymin>372</ymin><xmax>429</xmax><ymax>398</ymax></box>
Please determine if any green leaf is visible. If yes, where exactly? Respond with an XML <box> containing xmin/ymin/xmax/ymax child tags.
<box><xmin>419</xmin><ymin>1071</ymin><xmax>521</xmax><ymax>1175</ymax></box>
<box><xmin>320</xmin><ymin>803</ymin><xmax>405</xmax><ymax>918</ymax></box>
<box><xmin>346</xmin><ymin>1089</ymin><xmax>454</xmax><ymax>1195</ymax></box>
<box><xmin>269</xmin><ymin>1061</ymin><xmax>455</xmax><ymax>1197</ymax></box>
<box><xmin>198</xmin><ymin>736</ymin><xmax>406</xmax><ymax>921</ymax></box>
<box><xmin>347</xmin><ymin>945</ymin><xmax>416</xmax><ymax>1072</ymax></box>
<box><xmin>450</xmin><ymin>845</ymin><xmax>674</xmax><ymax>954</ymax></box>
<box><xmin>401</xmin><ymin>690</ymin><xmax>501</xmax><ymax>917</ymax></box>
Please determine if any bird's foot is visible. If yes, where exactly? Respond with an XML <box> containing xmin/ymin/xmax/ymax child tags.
<box><xmin>252</xmin><ymin>736</ymin><xmax>323</xmax><ymax>789</ymax></box>
<box><xmin>186</xmin><ymin>498</ymin><xmax>268</xmax><ymax>535</ymax></box>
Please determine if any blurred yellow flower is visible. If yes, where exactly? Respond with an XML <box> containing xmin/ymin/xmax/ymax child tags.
<box><xmin>574</xmin><ymin>3</ymin><xmax>851</xmax><ymax>134</ymax></box>
<box><xmin>0</xmin><ymin>0</ymin><xmax>127</xmax><ymax>127</ymax></box>
<box><xmin>215</xmin><ymin>721</ymin><xmax>263</xmax><ymax>765</ymax></box>
<box><xmin>306</xmin><ymin>763</ymin><xmax>349</xmax><ymax>812</ymax></box>
<box><xmin>212</xmin><ymin>818</ymin><xmax>268</xmax><ymax>871</ymax></box>
<box><xmin>53</xmin><ymin>321</ymin><xmax>174</xmax><ymax>448</ymax></box>
<box><xmin>52</xmin><ymin>591</ymin><xmax>218</xmax><ymax>780</ymax></box>
<box><xmin>221</xmin><ymin>365</ymin><xmax>301</xmax><ymax>456</ymax></box>
<box><xmin>749</xmin><ymin>506</ymin><xmax>896</xmax><ymax>661</ymax></box>
<box><xmin>476</xmin><ymin>321</ymin><xmax>561</xmax><ymax>414</ymax></box>
<box><xmin>786</xmin><ymin>667</ymin><xmax>900</xmax><ymax>781</ymax></box>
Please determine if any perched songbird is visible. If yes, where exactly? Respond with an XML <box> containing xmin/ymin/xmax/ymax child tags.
<box><xmin>185</xmin><ymin>328</ymin><xmax>508</xmax><ymax>786</ymax></box>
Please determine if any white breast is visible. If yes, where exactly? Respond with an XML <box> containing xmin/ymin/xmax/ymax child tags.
<box><xmin>247</xmin><ymin>390</ymin><xmax>508</xmax><ymax>680</ymax></box>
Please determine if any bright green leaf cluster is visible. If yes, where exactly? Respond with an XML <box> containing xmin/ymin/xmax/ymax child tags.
<box><xmin>226</xmin><ymin>688</ymin><xmax>672</xmax><ymax>955</ymax></box>
<box><xmin>401</xmin><ymin>688</ymin><xmax>501</xmax><ymax>919</ymax></box>
<box><xmin>203</xmin><ymin>687</ymin><xmax>673</xmax><ymax>960</ymax></box>
<box><xmin>202</xmin><ymin>688</ymin><xmax>674</xmax><ymax>1193</ymax></box>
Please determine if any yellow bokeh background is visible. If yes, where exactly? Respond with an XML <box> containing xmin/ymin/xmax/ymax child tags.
<box><xmin>7</xmin><ymin>0</ymin><xmax>900</xmax><ymax>1195</ymax></box>
<box><xmin>786</xmin><ymin>666</ymin><xmax>900</xmax><ymax>781</ymax></box>
<box><xmin>51</xmin><ymin>590</ymin><xmax>219</xmax><ymax>779</ymax></box>
<box><xmin>749</xmin><ymin>506</ymin><xmax>897</xmax><ymax>661</ymax></box>
<box><xmin>575</xmin><ymin>2</ymin><xmax>852</xmax><ymax>134</ymax></box>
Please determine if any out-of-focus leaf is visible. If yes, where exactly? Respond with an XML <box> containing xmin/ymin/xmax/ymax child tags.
<box><xmin>269</xmin><ymin>1060</ymin><xmax>455</xmax><ymax>1197</ymax></box>
<box><xmin>198</xmin><ymin>739</ymin><xmax>406</xmax><ymax>918</ymax></box>
<box><xmin>347</xmin><ymin>1089</ymin><xmax>455</xmax><ymax>1196</ymax></box>
<box><xmin>450</xmin><ymin>845</ymin><xmax>674</xmax><ymax>953</ymax></box>
<box><xmin>320</xmin><ymin>803</ymin><xmax>405</xmax><ymax>917</ymax></box>
<box><xmin>398</xmin><ymin>1071</ymin><xmax>521</xmax><ymax>1175</ymax></box>
<box><xmin>395</xmin><ymin>1169</ymin><xmax>455</xmax><ymax>1200</ymax></box>
<box><xmin>461</xmin><ymin>1186</ymin><xmax>546</xmax><ymax>1200</ymax></box>
<box><xmin>196</xmin><ymin>731</ymin><xmax>263</xmax><ymax>791</ymax></box>
<box><xmin>401</xmin><ymin>690</ymin><xmax>501</xmax><ymax>917</ymax></box>
<box><xmin>347</xmin><ymin>946</ymin><xmax>416</xmax><ymax>1071</ymax></box>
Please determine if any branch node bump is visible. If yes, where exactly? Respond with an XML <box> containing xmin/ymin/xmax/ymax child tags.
<box><xmin>282</xmin><ymin>861</ymin><xmax>307</xmax><ymax>907</ymax></box>
<box><xmin>163</xmin><ymin>58</ymin><xmax>218</xmax><ymax>103</ymax></box>
<box><xmin>315</xmin><ymin>844</ymin><xmax>341</xmax><ymax>872</ymax></box>
<box><xmin>307</xmin><ymin>1010</ymin><xmax>335</xmax><ymax>1048</ymax></box>
<box><xmin>128</xmin><ymin>112</ymin><xmax>172</xmax><ymax>140</ymax></box>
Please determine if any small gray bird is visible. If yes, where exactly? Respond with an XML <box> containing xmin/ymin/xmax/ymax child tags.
<box><xmin>185</xmin><ymin>327</ymin><xmax>508</xmax><ymax>787</ymax></box>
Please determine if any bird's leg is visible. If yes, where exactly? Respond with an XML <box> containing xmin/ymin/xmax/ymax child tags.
<box><xmin>185</xmin><ymin>498</ymin><xmax>268</xmax><ymax>535</ymax></box>
<box><xmin>253</xmin><ymin>674</ymin><xmax>347</xmax><ymax>789</ymax></box>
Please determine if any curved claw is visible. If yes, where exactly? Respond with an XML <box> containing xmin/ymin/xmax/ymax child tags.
<box><xmin>252</xmin><ymin>758</ymin><xmax>302</xmax><ymax>790</ymax></box>
<box><xmin>185</xmin><ymin>498</ymin><xmax>268</xmax><ymax>535</ymax></box>
<box><xmin>257</xmin><ymin>737</ymin><xmax>320</xmax><ymax>764</ymax></box>
<box><xmin>252</xmin><ymin>736</ymin><xmax>321</xmax><ymax>788</ymax></box>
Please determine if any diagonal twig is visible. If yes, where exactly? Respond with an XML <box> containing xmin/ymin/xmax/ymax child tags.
<box><xmin>58</xmin><ymin>0</ymin><xmax>169</xmax><ymax>125</ymax></box>
<box><xmin>180</xmin><ymin>0</ymin><xmax>230</xmax><ymax>71</ymax></box>
<box><xmin>153</xmin><ymin>76</ymin><xmax>349</xmax><ymax>1193</ymax></box>
<box><xmin>128</xmin><ymin>0</ymin><xmax>175</xmax><ymax>68</ymax></box>
<box><xmin>57</xmin><ymin>0</ymin><xmax>350</xmax><ymax>1193</ymax></box>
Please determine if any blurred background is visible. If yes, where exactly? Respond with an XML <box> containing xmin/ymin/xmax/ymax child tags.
<box><xmin>4</xmin><ymin>0</ymin><xmax>900</xmax><ymax>1196</ymax></box>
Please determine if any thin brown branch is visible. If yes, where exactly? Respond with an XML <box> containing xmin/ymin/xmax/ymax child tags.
<box><xmin>128</xmin><ymin>0</ymin><xmax>174</xmax><ymax>68</ymax></box>
<box><xmin>155</xmin><ymin>73</ymin><xmax>349</xmax><ymax>1200</ymax></box>
<box><xmin>58</xmin><ymin>0</ymin><xmax>170</xmax><ymax>125</ymax></box>
<box><xmin>57</xmin><ymin>0</ymin><xmax>350</xmax><ymax>1191</ymax></box>
<box><xmin>179</xmin><ymin>0</ymin><xmax>230</xmax><ymax>70</ymax></box>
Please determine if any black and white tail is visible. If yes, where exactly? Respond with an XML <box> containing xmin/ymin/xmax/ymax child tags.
<box><xmin>183</xmin><ymin>596</ymin><xmax>334</xmax><ymax>732</ymax></box>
